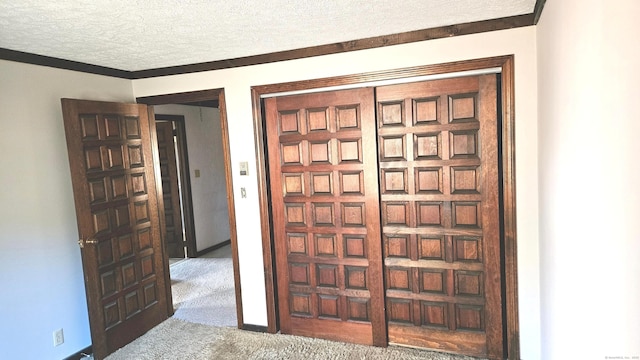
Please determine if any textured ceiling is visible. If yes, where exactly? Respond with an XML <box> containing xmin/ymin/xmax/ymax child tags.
<box><xmin>0</xmin><ymin>1</ymin><xmax>535</xmax><ymax>72</ymax></box>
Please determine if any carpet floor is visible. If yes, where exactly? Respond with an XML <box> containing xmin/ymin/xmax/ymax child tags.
<box><xmin>169</xmin><ymin>258</ymin><xmax>237</xmax><ymax>327</ymax></box>
<box><xmin>106</xmin><ymin>256</ymin><xmax>484</xmax><ymax>360</ymax></box>
<box><xmin>105</xmin><ymin>318</ymin><xmax>482</xmax><ymax>360</ymax></box>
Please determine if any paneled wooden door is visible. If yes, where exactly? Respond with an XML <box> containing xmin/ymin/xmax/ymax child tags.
<box><xmin>61</xmin><ymin>99</ymin><xmax>170</xmax><ymax>360</ymax></box>
<box><xmin>155</xmin><ymin>121</ymin><xmax>185</xmax><ymax>258</ymax></box>
<box><xmin>265</xmin><ymin>75</ymin><xmax>504</xmax><ymax>358</ymax></box>
<box><xmin>265</xmin><ymin>88</ymin><xmax>387</xmax><ymax>346</ymax></box>
<box><xmin>376</xmin><ymin>75</ymin><xmax>503</xmax><ymax>359</ymax></box>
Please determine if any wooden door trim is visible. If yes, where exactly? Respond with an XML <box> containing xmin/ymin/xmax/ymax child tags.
<box><xmin>147</xmin><ymin>107</ymin><xmax>175</xmax><ymax>318</ymax></box>
<box><xmin>251</xmin><ymin>89</ymin><xmax>278</xmax><ymax>333</ymax></box>
<box><xmin>137</xmin><ymin>89</ymin><xmax>245</xmax><ymax>329</ymax></box>
<box><xmin>251</xmin><ymin>55</ymin><xmax>519</xmax><ymax>359</ymax></box>
<box><xmin>155</xmin><ymin>114</ymin><xmax>198</xmax><ymax>258</ymax></box>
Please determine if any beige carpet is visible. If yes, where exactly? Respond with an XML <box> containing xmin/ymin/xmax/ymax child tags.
<box><xmin>170</xmin><ymin>258</ymin><xmax>236</xmax><ymax>327</ymax></box>
<box><xmin>106</xmin><ymin>318</ymin><xmax>482</xmax><ymax>360</ymax></box>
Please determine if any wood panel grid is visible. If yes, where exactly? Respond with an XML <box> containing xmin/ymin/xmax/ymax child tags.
<box><xmin>376</xmin><ymin>75</ymin><xmax>502</xmax><ymax>358</ymax></box>
<box><xmin>266</xmin><ymin>88</ymin><xmax>385</xmax><ymax>346</ymax></box>
<box><xmin>63</xmin><ymin>98</ymin><xmax>170</xmax><ymax>359</ymax></box>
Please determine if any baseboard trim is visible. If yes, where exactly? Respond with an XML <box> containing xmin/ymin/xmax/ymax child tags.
<box><xmin>63</xmin><ymin>345</ymin><xmax>92</xmax><ymax>360</ymax></box>
<box><xmin>241</xmin><ymin>324</ymin><xmax>269</xmax><ymax>333</ymax></box>
<box><xmin>195</xmin><ymin>239</ymin><xmax>231</xmax><ymax>257</ymax></box>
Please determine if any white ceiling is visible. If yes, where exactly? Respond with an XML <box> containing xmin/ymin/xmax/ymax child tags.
<box><xmin>0</xmin><ymin>1</ymin><xmax>536</xmax><ymax>72</ymax></box>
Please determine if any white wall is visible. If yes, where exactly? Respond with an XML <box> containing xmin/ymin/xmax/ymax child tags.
<box><xmin>133</xmin><ymin>26</ymin><xmax>541</xmax><ymax>358</ymax></box>
<box><xmin>537</xmin><ymin>1</ymin><xmax>640</xmax><ymax>359</ymax></box>
<box><xmin>153</xmin><ymin>104</ymin><xmax>231</xmax><ymax>251</ymax></box>
<box><xmin>0</xmin><ymin>60</ymin><xmax>134</xmax><ymax>359</ymax></box>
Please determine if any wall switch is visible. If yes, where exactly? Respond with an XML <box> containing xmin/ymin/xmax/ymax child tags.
<box><xmin>53</xmin><ymin>328</ymin><xmax>64</xmax><ymax>347</ymax></box>
<box><xmin>194</xmin><ymin>169</ymin><xmax>201</xmax><ymax>178</ymax></box>
<box><xmin>241</xmin><ymin>187</ymin><xmax>247</xmax><ymax>198</ymax></box>
<box><xmin>239</xmin><ymin>161</ymin><xmax>249</xmax><ymax>176</ymax></box>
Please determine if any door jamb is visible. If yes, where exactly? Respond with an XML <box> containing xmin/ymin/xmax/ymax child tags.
<box><xmin>137</xmin><ymin>89</ymin><xmax>245</xmax><ymax>329</ymax></box>
<box><xmin>250</xmin><ymin>55</ymin><xmax>520</xmax><ymax>359</ymax></box>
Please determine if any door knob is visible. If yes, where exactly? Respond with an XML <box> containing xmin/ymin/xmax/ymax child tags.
<box><xmin>78</xmin><ymin>238</ymin><xmax>99</xmax><ymax>248</ymax></box>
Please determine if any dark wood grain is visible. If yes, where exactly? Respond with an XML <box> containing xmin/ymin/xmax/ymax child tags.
<box><xmin>137</xmin><ymin>89</ymin><xmax>222</xmax><ymax>106</ymax></box>
<box><xmin>154</xmin><ymin>114</ymin><xmax>197</xmax><ymax>258</ymax></box>
<box><xmin>0</xmin><ymin>48</ymin><xmax>131</xmax><ymax>78</ymax></box>
<box><xmin>251</xmin><ymin>56</ymin><xmax>519</xmax><ymax>359</ymax></box>
<box><xmin>61</xmin><ymin>99</ymin><xmax>170</xmax><ymax>359</ymax></box>
<box><xmin>500</xmin><ymin>57</ymin><xmax>520</xmax><ymax>360</ymax></box>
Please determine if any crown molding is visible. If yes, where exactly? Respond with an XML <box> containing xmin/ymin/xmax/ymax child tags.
<box><xmin>1</xmin><ymin>5</ymin><xmax>545</xmax><ymax>80</ymax></box>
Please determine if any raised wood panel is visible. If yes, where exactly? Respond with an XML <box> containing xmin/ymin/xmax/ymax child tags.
<box><xmin>383</xmin><ymin>202</ymin><xmax>409</xmax><ymax>227</ymax></box>
<box><xmin>311</xmin><ymin>173</ymin><xmax>332</xmax><ymax>195</ymax></box>
<box><xmin>449</xmin><ymin>93</ymin><xmax>478</xmax><ymax>122</ymax></box>
<box><xmin>422</xmin><ymin>301</ymin><xmax>448</xmax><ymax>328</ymax></box>
<box><xmin>117</xmin><ymin>234</ymin><xmax>134</xmax><ymax>259</ymax></box>
<box><xmin>287</xmin><ymin>233</ymin><xmax>307</xmax><ymax>255</ymax></box>
<box><xmin>344</xmin><ymin>235</ymin><xmax>366</xmax><ymax>258</ymax></box>
<box><xmin>415</xmin><ymin>167</ymin><xmax>442</xmax><ymax>194</ymax></box>
<box><xmin>318</xmin><ymin>295</ymin><xmax>339</xmax><ymax>318</ymax></box>
<box><xmin>377</xmin><ymin>75</ymin><xmax>503</xmax><ymax>359</ymax></box>
<box><xmin>312</xmin><ymin>203</ymin><xmax>334</xmax><ymax>226</ymax></box>
<box><xmin>339</xmin><ymin>171</ymin><xmax>363</xmax><ymax>195</ymax></box>
<box><xmin>414</xmin><ymin>97</ymin><xmax>439</xmax><ymax>125</ymax></box>
<box><xmin>380</xmin><ymin>136</ymin><xmax>406</xmax><ymax>161</ymax></box>
<box><xmin>418</xmin><ymin>236</ymin><xmax>445</xmax><ymax>260</ymax></box>
<box><xmin>338</xmin><ymin>139</ymin><xmax>362</xmax><ymax>163</ymax></box>
<box><xmin>284</xmin><ymin>173</ymin><xmax>305</xmax><ymax>196</ymax></box>
<box><xmin>307</xmin><ymin>108</ymin><xmax>329</xmax><ymax>132</ymax></box>
<box><xmin>336</xmin><ymin>106</ymin><xmax>359</xmax><ymax>130</ymax></box>
<box><xmin>341</xmin><ymin>203</ymin><xmax>365</xmax><ymax>227</ymax></box>
<box><xmin>414</xmin><ymin>133</ymin><xmax>441</xmax><ymax>159</ymax></box>
<box><xmin>279</xmin><ymin>111</ymin><xmax>300</xmax><ymax>134</ymax></box>
<box><xmin>314</xmin><ymin>234</ymin><xmax>336</xmax><ymax>257</ymax></box>
<box><xmin>379</xmin><ymin>102</ymin><xmax>404</xmax><ymax>127</ymax></box>
<box><xmin>265</xmin><ymin>88</ymin><xmax>385</xmax><ymax>346</ymax></box>
<box><xmin>310</xmin><ymin>141</ymin><xmax>331</xmax><ymax>163</ymax></box>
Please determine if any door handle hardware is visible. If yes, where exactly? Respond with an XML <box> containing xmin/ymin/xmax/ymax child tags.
<box><xmin>78</xmin><ymin>238</ymin><xmax>99</xmax><ymax>248</ymax></box>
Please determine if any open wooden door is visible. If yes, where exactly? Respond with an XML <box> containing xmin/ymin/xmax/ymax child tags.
<box><xmin>155</xmin><ymin>121</ymin><xmax>185</xmax><ymax>259</ymax></box>
<box><xmin>61</xmin><ymin>99</ymin><xmax>170</xmax><ymax>360</ymax></box>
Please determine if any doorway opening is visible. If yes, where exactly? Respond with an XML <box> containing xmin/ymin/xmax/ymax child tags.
<box><xmin>137</xmin><ymin>89</ymin><xmax>245</xmax><ymax>328</ymax></box>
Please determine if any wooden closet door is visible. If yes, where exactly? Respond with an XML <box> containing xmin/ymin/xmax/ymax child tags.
<box><xmin>376</xmin><ymin>75</ymin><xmax>504</xmax><ymax>359</ymax></box>
<box><xmin>265</xmin><ymin>88</ymin><xmax>386</xmax><ymax>346</ymax></box>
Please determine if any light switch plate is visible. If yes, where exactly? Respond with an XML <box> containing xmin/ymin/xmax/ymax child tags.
<box><xmin>239</xmin><ymin>161</ymin><xmax>249</xmax><ymax>176</ymax></box>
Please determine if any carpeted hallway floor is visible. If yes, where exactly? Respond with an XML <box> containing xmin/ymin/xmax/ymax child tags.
<box><xmin>169</xmin><ymin>257</ymin><xmax>237</xmax><ymax>327</ymax></box>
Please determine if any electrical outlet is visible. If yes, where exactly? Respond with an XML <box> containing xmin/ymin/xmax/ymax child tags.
<box><xmin>53</xmin><ymin>328</ymin><xmax>64</xmax><ymax>347</ymax></box>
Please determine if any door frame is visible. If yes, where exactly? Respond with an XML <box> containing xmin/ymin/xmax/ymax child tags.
<box><xmin>250</xmin><ymin>55</ymin><xmax>520</xmax><ymax>359</ymax></box>
<box><xmin>137</xmin><ymin>89</ymin><xmax>246</xmax><ymax>328</ymax></box>
<box><xmin>155</xmin><ymin>114</ymin><xmax>198</xmax><ymax>258</ymax></box>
